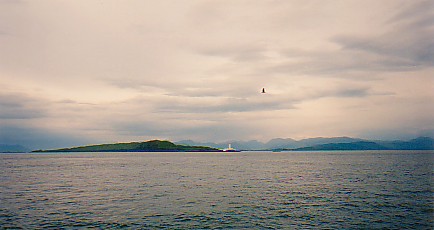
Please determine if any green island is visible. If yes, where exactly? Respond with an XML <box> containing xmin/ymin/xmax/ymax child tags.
<box><xmin>32</xmin><ymin>140</ymin><xmax>221</xmax><ymax>152</ymax></box>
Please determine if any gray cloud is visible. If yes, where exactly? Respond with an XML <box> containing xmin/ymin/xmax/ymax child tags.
<box><xmin>55</xmin><ymin>99</ymin><xmax>97</xmax><ymax>106</ymax></box>
<box><xmin>0</xmin><ymin>0</ymin><xmax>24</xmax><ymax>3</ymax></box>
<box><xmin>273</xmin><ymin>12</ymin><xmax>433</xmax><ymax>76</ymax></box>
<box><xmin>106</xmin><ymin>74</ymin><xmax>265</xmax><ymax>99</ymax></box>
<box><xmin>106</xmin><ymin>77</ymin><xmax>203</xmax><ymax>94</ymax></box>
<box><xmin>418</xmin><ymin>129</ymin><xmax>434</xmax><ymax>138</ymax></box>
<box><xmin>195</xmin><ymin>38</ymin><xmax>423</xmax><ymax>80</ymax></box>
<box><xmin>333</xmin><ymin>1</ymin><xmax>434</xmax><ymax>69</ymax></box>
<box><xmin>152</xmin><ymin>84</ymin><xmax>372</xmax><ymax>114</ymax></box>
<box><xmin>0</xmin><ymin>1</ymin><xmax>432</xmax><ymax>146</ymax></box>
<box><xmin>199</xmin><ymin>43</ymin><xmax>267</xmax><ymax>62</ymax></box>
<box><xmin>196</xmin><ymin>1</ymin><xmax>434</xmax><ymax>78</ymax></box>
<box><xmin>111</xmin><ymin>115</ymin><xmax>263</xmax><ymax>143</ymax></box>
<box><xmin>167</xmin><ymin>123</ymin><xmax>261</xmax><ymax>143</ymax></box>
<box><xmin>155</xmin><ymin>96</ymin><xmax>296</xmax><ymax>114</ymax></box>
<box><xmin>0</xmin><ymin>125</ymin><xmax>96</xmax><ymax>150</ymax></box>
<box><xmin>111</xmin><ymin>120</ymin><xmax>173</xmax><ymax>137</ymax></box>
<box><xmin>390</xmin><ymin>0</ymin><xmax>434</xmax><ymax>27</ymax></box>
<box><xmin>0</xmin><ymin>92</ymin><xmax>47</xmax><ymax>119</ymax></box>
<box><xmin>334</xmin><ymin>33</ymin><xmax>433</xmax><ymax>69</ymax></box>
<box><xmin>333</xmin><ymin>88</ymin><xmax>369</xmax><ymax>98</ymax></box>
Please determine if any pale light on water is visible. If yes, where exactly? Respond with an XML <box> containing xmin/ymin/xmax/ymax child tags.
<box><xmin>1</xmin><ymin>151</ymin><xmax>433</xmax><ymax>229</ymax></box>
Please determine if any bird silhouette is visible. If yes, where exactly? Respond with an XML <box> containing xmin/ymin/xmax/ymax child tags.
<box><xmin>261</xmin><ymin>88</ymin><xmax>266</xmax><ymax>93</ymax></box>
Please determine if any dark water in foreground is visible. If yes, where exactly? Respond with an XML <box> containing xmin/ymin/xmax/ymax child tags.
<box><xmin>1</xmin><ymin>151</ymin><xmax>433</xmax><ymax>229</ymax></box>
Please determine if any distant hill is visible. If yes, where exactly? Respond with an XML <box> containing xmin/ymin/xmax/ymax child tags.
<box><xmin>177</xmin><ymin>137</ymin><xmax>434</xmax><ymax>151</ymax></box>
<box><xmin>29</xmin><ymin>136</ymin><xmax>434</xmax><ymax>153</ymax></box>
<box><xmin>264</xmin><ymin>138</ymin><xmax>298</xmax><ymax>149</ymax></box>
<box><xmin>0</xmin><ymin>144</ymin><xmax>30</xmax><ymax>153</ymax></box>
<box><xmin>177</xmin><ymin>137</ymin><xmax>364</xmax><ymax>150</ymax></box>
<box><xmin>293</xmin><ymin>141</ymin><xmax>388</xmax><ymax>151</ymax></box>
<box><xmin>32</xmin><ymin>140</ymin><xmax>221</xmax><ymax>152</ymax></box>
<box><xmin>295</xmin><ymin>137</ymin><xmax>364</xmax><ymax>148</ymax></box>
<box><xmin>292</xmin><ymin>137</ymin><xmax>434</xmax><ymax>151</ymax></box>
<box><xmin>374</xmin><ymin>137</ymin><xmax>434</xmax><ymax>150</ymax></box>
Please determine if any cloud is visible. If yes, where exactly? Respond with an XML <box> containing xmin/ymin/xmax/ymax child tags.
<box><xmin>110</xmin><ymin>111</ymin><xmax>268</xmax><ymax>142</ymax></box>
<box><xmin>390</xmin><ymin>0</ymin><xmax>434</xmax><ymax>27</ymax></box>
<box><xmin>198</xmin><ymin>43</ymin><xmax>267</xmax><ymax>62</ymax></box>
<box><xmin>0</xmin><ymin>92</ymin><xmax>47</xmax><ymax>119</ymax></box>
<box><xmin>0</xmin><ymin>0</ymin><xmax>24</xmax><ymax>4</ymax></box>
<box><xmin>189</xmin><ymin>1</ymin><xmax>434</xmax><ymax>79</ymax></box>
<box><xmin>0</xmin><ymin>0</ymin><xmax>432</xmax><ymax>146</ymax></box>
<box><xmin>268</xmin><ymin>19</ymin><xmax>433</xmax><ymax>77</ymax></box>
<box><xmin>333</xmin><ymin>88</ymin><xmax>369</xmax><ymax>98</ymax></box>
<box><xmin>106</xmin><ymin>74</ymin><xmax>264</xmax><ymax>98</ymax></box>
<box><xmin>0</xmin><ymin>125</ymin><xmax>95</xmax><ymax>150</ymax></box>
<box><xmin>152</xmin><ymin>83</ymin><xmax>373</xmax><ymax>114</ymax></box>
<box><xmin>0</xmin><ymin>91</ymin><xmax>113</xmax><ymax>148</ymax></box>
<box><xmin>333</xmin><ymin>1</ymin><xmax>434</xmax><ymax>69</ymax></box>
<box><xmin>333</xmin><ymin>33</ymin><xmax>433</xmax><ymax>70</ymax></box>
<box><xmin>418</xmin><ymin>129</ymin><xmax>434</xmax><ymax>138</ymax></box>
<box><xmin>155</xmin><ymin>95</ymin><xmax>295</xmax><ymax>114</ymax></box>
<box><xmin>55</xmin><ymin>99</ymin><xmax>96</xmax><ymax>106</ymax></box>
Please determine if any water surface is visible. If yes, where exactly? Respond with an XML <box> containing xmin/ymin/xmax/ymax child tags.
<box><xmin>1</xmin><ymin>151</ymin><xmax>433</xmax><ymax>229</ymax></box>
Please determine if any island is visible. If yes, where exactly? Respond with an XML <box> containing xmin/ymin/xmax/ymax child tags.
<box><xmin>32</xmin><ymin>140</ymin><xmax>222</xmax><ymax>152</ymax></box>
<box><xmin>279</xmin><ymin>137</ymin><xmax>434</xmax><ymax>151</ymax></box>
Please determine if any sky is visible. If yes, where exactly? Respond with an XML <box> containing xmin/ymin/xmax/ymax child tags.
<box><xmin>0</xmin><ymin>0</ymin><xmax>433</xmax><ymax>149</ymax></box>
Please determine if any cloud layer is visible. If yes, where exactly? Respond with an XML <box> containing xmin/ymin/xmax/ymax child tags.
<box><xmin>0</xmin><ymin>0</ymin><xmax>433</xmax><ymax>148</ymax></box>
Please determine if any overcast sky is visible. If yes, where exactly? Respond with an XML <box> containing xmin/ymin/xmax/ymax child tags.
<box><xmin>1</xmin><ymin>0</ymin><xmax>433</xmax><ymax>149</ymax></box>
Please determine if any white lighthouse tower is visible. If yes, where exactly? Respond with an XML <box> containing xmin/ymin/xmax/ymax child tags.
<box><xmin>223</xmin><ymin>143</ymin><xmax>239</xmax><ymax>152</ymax></box>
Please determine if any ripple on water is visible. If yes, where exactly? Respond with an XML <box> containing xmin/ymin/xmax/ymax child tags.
<box><xmin>1</xmin><ymin>151</ymin><xmax>433</xmax><ymax>229</ymax></box>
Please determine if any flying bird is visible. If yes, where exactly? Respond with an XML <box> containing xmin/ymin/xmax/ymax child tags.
<box><xmin>261</xmin><ymin>88</ymin><xmax>266</xmax><ymax>93</ymax></box>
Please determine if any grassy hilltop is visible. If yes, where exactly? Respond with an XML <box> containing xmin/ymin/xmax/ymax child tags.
<box><xmin>33</xmin><ymin>140</ymin><xmax>221</xmax><ymax>152</ymax></box>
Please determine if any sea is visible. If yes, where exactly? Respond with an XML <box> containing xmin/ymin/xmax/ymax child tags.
<box><xmin>1</xmin><ymin>151</ymin><xmax>433</xmax><ymax>229</ymax></box>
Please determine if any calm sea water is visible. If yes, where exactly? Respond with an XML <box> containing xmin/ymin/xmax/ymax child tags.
<box><xmin>1</xmin><ymin>151</ymin><xmax>433</xmax><ymax>229</ymax></box>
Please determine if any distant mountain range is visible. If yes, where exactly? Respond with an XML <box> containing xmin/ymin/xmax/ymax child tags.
<box><xmin>2</xmin><ymin>136</ymin><xmax>433</xmax><ymax>153</ymax></box>
<box><xmin>176</xmin><ymin>137</ymin><xmax>365</xmax><ymax>150</ymax></box>
<box><xmin>176</xmin><ymin>137</ymin><xmax>434</xmax><ymax>151</ymax></box>
<box><xmin>293</xmin><ymin>137</ymin><xmax>433</xmax><ymax>151</ymax></box>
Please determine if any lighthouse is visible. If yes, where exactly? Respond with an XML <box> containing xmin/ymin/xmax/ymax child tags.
<box><xmin>223</xmin><ymin>143</ymin><xmax>240</xmax><ymax>152</ymax></box>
